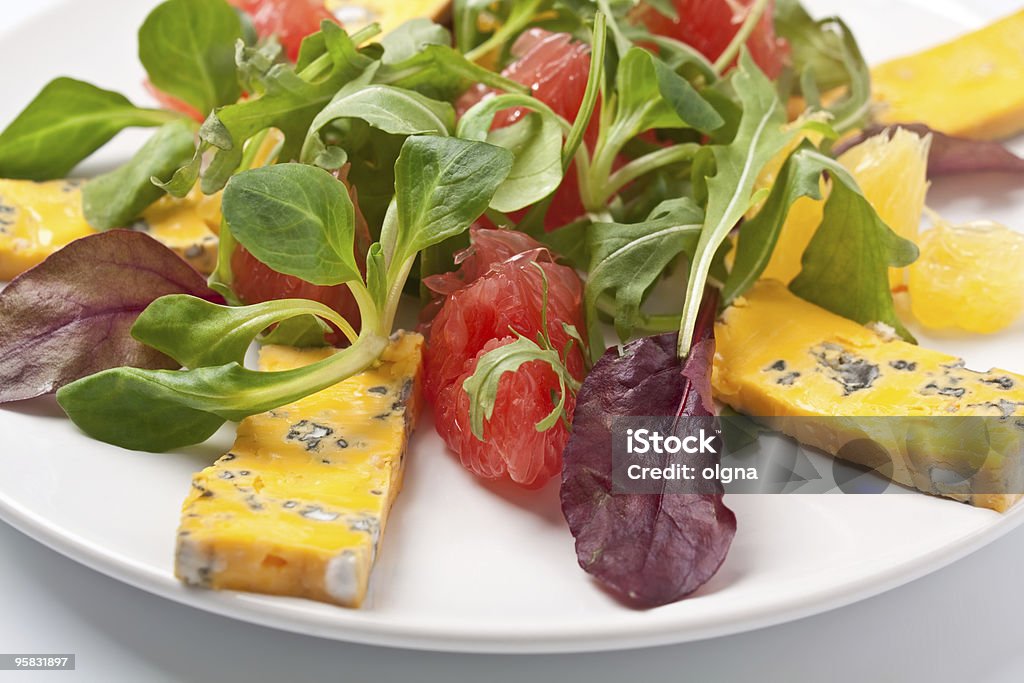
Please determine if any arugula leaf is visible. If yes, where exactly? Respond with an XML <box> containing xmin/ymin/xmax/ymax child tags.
<box><xmin>462</xmin><ymin>263</ymin><xmax>582</xmax><ymax>439</ymax></box>
<box><xmin>585</xmin><ymin>199</ymin><xmax>704</xmax><ymax>349</ymax></box>
<box><xmin>236</xmin><ymin>38</ymin><xmax>284</xmax><ymax>96</ymax></box>
<box><xmin>388</xmin><ymin>136</ymin><xmax>514</xmax><ymax>270</ymax></box>
<box><xmin>622</xmin><ymin>28</ymin><xmax>717</xmax><ymax>84</ymax></box>
<box><xmin>197</xmin><ymin>22</ymin><xmax>377</xmax><ymax>192</ymax></box>
<box><xmin>82</xmin><ymin>120</ymin><xmax>197</xmax><ymax>230</ymax></box>
<box><xmin>582</xmin><ymin>47</ymin><xmax>721</xmax><ymax>210</ymax></box>
<box><xmin>132</xmin><ymin>296</ymin><xmax>350</xmax><ymax>369</ymax></box>
<box><xmin>652</xmin><ymin>57</ymin><xmax>726</xmax><ymax>133</ymax></box>
<box><xmin>138</xmin><ymin>0</ymin><xmax>243</xmax><ymax>116</ymax></box>
<box><xmin>222</xmin><ymin>164</ymin><xmax>360</xmax><ymax>286</ymax></box>
<box><xmin>380</xmin><ymin>19</ymin><xmax>452</xmax><ymax>65</ymax></box>
<box><xmin>789</xmin><ymin>177</ymin><xmax>918</xmax><ymax>341</ymax></box>
<box><xmin>302</xmin><ymin>84</ymin><xmax>454</xmax><ymax>165</ymax></box>
<box><xmin>155</xmin><ymin>147</ymin><xmax>204</xmax><ymax>197</ymax></box>
<box><xmin>775</xmin><ymin>0</ymin><xmax>848</xmax><ymax>91</ymax></box>
<box><xmin>537</xmin><ymin>218</ymin><xmax>591</xmax><ymax>269</ymax></box>
<box><xmin>775</xmin><ymin>0</ymin><xmax>870</xmax><ymax>134</ymax></box>
<box><xmin>723</xmin><ymin>141</ymin><xmax>917</xmax><ymax>341</ymax></box>
<box><xmin>678</xmin><ymin>50</ymin><xmax>791</xmax><ymax>357</ymax></box>
<box><xmin>721</xmin><ymin>141</ymin><xmax>828</xmax><ymax>305</ymax></box>
<box><xmin>0</xmin><ymin>78</ymin><xmax>178</xmax><ymax>180</ymax></box>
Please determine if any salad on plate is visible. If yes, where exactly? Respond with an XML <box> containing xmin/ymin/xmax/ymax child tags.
<box><xmin>1</xmin><ymin>0</ymin><xmax>1024</xmax><ymax>611</ymax></box>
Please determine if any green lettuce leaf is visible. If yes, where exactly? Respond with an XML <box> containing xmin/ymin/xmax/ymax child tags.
<box><xmin>138</xmin><ymin>0</ymin><xmax>243</xmax><ymax>116</ymax></box>
<box><xmin>677</xmin><ymin>50</ymin><xmax>792</xmax><ymax>357</ymax></box>
<box><xmin>789</xmin><ymin>178</ymin><xmax>918</xmax><ymax>341</ymax></box>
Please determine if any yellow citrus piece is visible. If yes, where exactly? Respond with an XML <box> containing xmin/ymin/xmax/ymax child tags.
<box><xmin>909</xmin><ymin>218</ymin><xmax>1024</xmax><ymax>334</ymax></box>
<box><xmin>760</xmin><ymin>195</ymin><xmax>823</xmax><ymax>283</ymax></box>
<box><xmin>749</xmin><ymin>113</ymin><xmax>827</xmax><ymax>218</ymax></box>
<box><xmin>839</xmin><ymin>128</ymin><xmax>931</xmax><ymax>246</ymax></box>
<box><xmin>762</xmin><ymin>128</ymin><xmax>931</xmax><ymax>286</ymax></box>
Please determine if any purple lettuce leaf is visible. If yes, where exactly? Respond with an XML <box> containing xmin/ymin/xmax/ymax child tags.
<box><xmin>560</xmin><ymin>293</ymin><xmax>736</xmax><ymax>607</ymax></box>
<box><xmin>837</xmin><ymin>123</ymin><xmax>1024</xmax><ymax>176</ymax></box>
<box><xmin>0</xmin><ymin>230</ymin><xmax>223</xmax><ymax>403</ymax></box>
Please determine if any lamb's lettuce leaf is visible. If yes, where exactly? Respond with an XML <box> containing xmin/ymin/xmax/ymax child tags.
<box><xmin>138</xmin><ymin>0</ymin><xmax>243</xmax><ymax>116</ymax></box>
<box><xmin>222</xmin><ymin>164</ymin><xmax>361</xmax><ymax>286</ymax></box>
<box><xmin>0</xmin><ymin>78</ymin><xmax>179</xmax><ymax>180</ymax></box>
<box><xmin>82</xmin><ymin>119</ymin><xmax>198</xmax><ymax>229</ymax></box>
<box><xmin>58</xmin><ymin>136</ymin><xmax>512</xmax><ymax>452</ymax></box>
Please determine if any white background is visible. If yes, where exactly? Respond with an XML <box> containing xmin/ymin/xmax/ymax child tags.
<box><xmin>3</xmin><ymin>0</ymin><xmax>1024</xmax><ymax>681</ymax></box>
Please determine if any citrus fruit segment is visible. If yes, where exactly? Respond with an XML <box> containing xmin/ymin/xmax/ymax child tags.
<box><xmin>436</xmin><ymin>336</ymin><xmax>576</xmax><ymax>487</ymax></box>
<box><xmin>909</xmin><ymin>219</ymin><xmax>1024</xmax><ymax>334</ymax></box>
<box><xmin>229</xmin><ymin>0</ymin><xmax>339</xmax><ymax>61</ymax></box>
<box><xmin>837</xmin><ymin>128</ymin><xmax>931</xmax><ymax>246</ymax></box>
<box><xmin>423</xmin><ymin>228</ymin><xmax>586</xmax><ymax>487</ymax></box>
<box><xmin>423</xmin><ymin>230</ymin><xmax>585</xmax><ymax>403</ymax></box>
<box><xmin>636</xmin><ymin>0</ymin><xmax>790</xmax><ymax>79</ymax></box>
<box><xmin>762</xmin><ymin>128</ymin><xmax>930</xmax><ymax>286</ymax></box>
<box><xmin>457</xmin><ymin>29</ymin><xmax>595</xmax><ymax>231</ymax></box>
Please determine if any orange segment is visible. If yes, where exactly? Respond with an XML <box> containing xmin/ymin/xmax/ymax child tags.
<box><xmin>909</xmin><ymin>217</ymin><xmax>1024</xmax><ymax>334</ymax></box>
<box><xmin>762</xmin><ymin>128</ymin><xmax>930</xmax><ymax>286</ymax></box>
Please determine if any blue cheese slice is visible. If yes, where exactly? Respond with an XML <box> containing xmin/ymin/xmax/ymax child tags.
<box><xmin>175</xmin><ymin>332</ymin><xmax>423</xmax><ymax>606</ymax></box>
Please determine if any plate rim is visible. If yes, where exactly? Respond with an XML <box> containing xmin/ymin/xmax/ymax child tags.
<box><xmin>4</xmin><ymin>489</ymin><xmax>1024</xmax><ymax>653</ymax></box>
<box><xmin>2</xmin><ymin>0</ymin><xmax>1022</xmax><ymax>655</ymax></box>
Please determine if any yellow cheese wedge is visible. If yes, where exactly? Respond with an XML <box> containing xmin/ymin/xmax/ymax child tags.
<box><xmin>0</xmin><ymin>179</ymin><xmax>94</xmax><ymax>281</ymax></box>
<box><xmin>713</xmin><ymin>281</ymin><xmax>1024</xmax><ymax>510</ymax></box>
<box><xmin>175</xmin><ymin>332</ymin><xmax>423</xmax><ymax>607</ymax></box>
<box><xmin>134</xmin><ymin>186</ymin><xmax>222</xmax><ymax>275</ymax></box>
<box><xmin>871</xmin><ymin>10</ymin><xmax>1024</xmax><ymax>140</ymax></box>
<box><xmin>326</xmin><ymin>0</ymin><xmax>450</xmax><ymax>35</ymax></box>
<box><xmin>0</xmin><ymin>179</ymin><xmax>221</xmax><ymax>280</ymax></box>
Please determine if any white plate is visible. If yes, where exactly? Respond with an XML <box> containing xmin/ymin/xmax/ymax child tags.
<box><xmin>2</xmin><ymin>0</ymin><xmax>1024</xmax><ymax>655</ymax></box>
